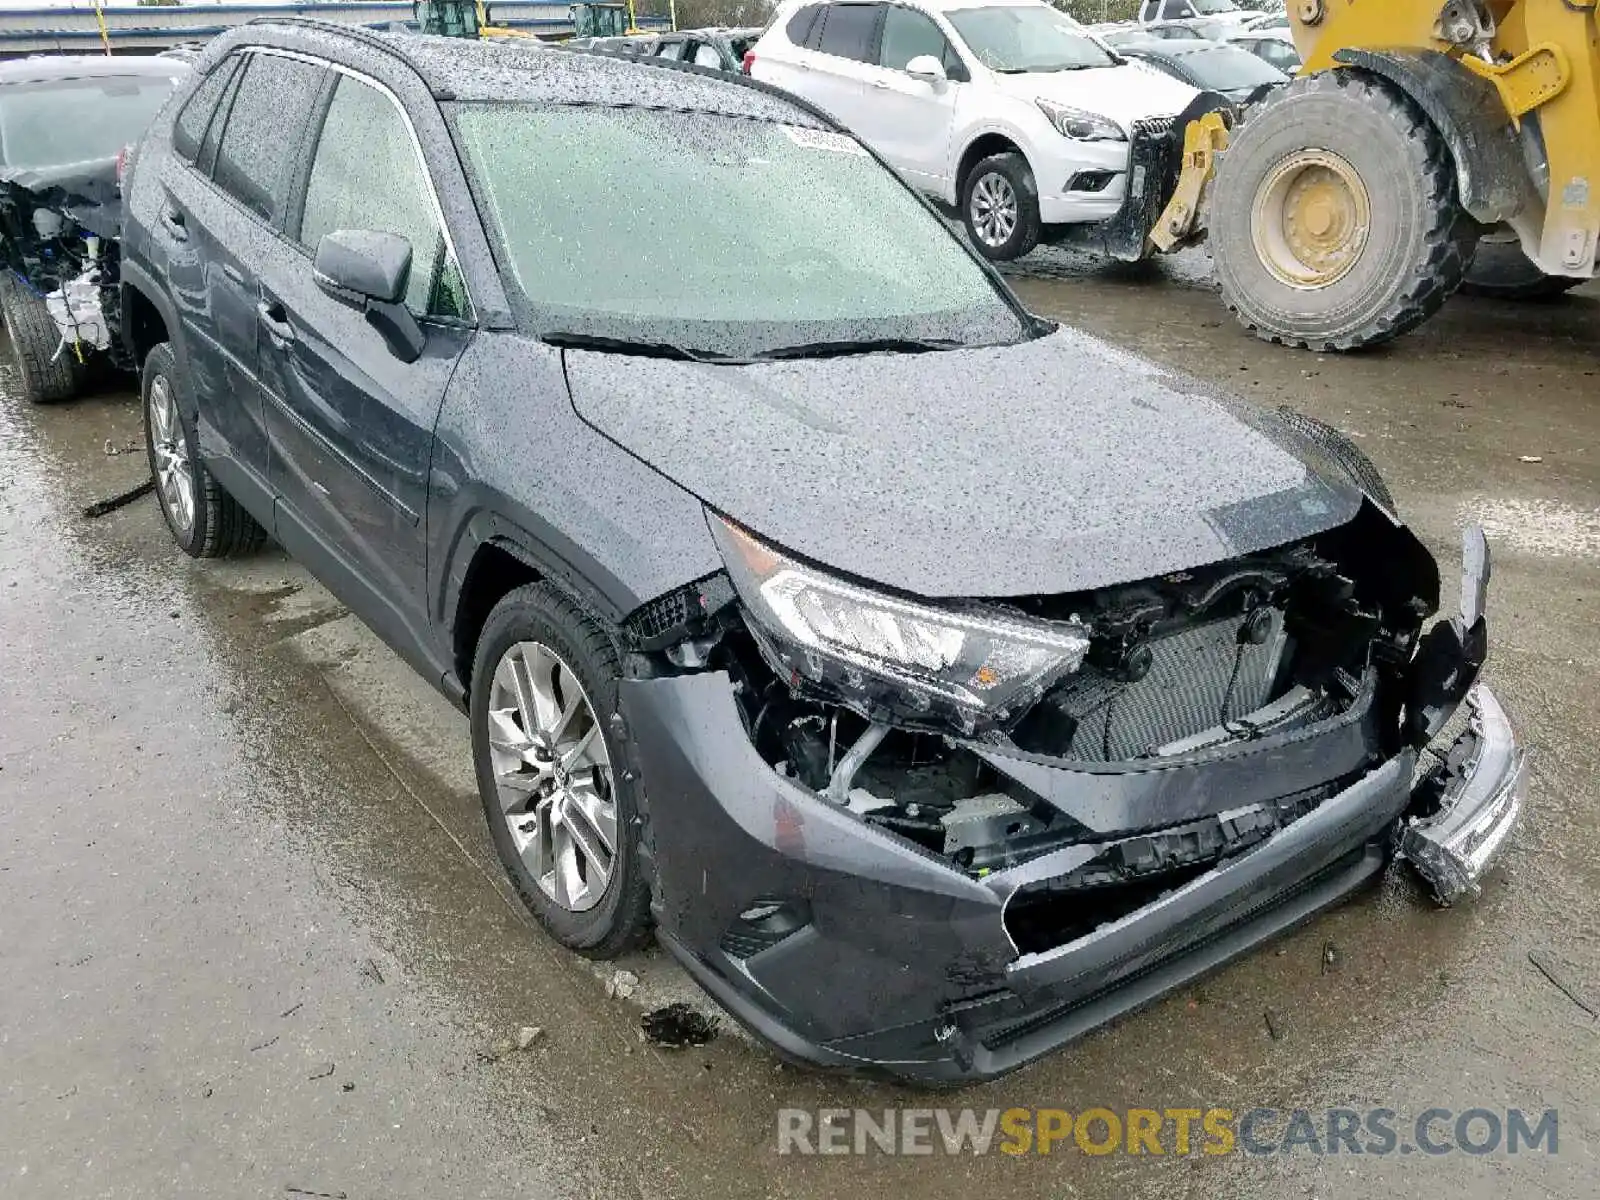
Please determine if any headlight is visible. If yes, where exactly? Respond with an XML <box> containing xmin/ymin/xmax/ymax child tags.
<box><xmin>1036</xmin><ymin>99</ymin><xmax>1126</xmax><ymax>142</ymax></box>
<box><xmin>710</xmin><ymin>515</ymin><xmax>1090</xmax><ymax>735</ymax></box>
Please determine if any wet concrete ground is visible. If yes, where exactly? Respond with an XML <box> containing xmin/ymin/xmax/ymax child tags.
<box><xmin>3</xmin><ymin>258</ymin><xmax>1597</xmax><ymax>1198</ymax></box>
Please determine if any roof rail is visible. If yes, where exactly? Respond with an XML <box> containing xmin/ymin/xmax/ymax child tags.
<box><xmin>240</xmin><ymin>15</ymin><xmax>446</xmax><ymax>93</ymax></box>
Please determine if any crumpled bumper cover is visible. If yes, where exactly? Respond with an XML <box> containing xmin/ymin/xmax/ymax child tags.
<box><xmin>618</xmin><ymin>535</ymin><xmax>1524</xmax><ymax>1082</ymax></box>
<box><xmin>1400</xmin><ymin>684</ymin><xmax>1525</xmax><ymax>905</ymax></box>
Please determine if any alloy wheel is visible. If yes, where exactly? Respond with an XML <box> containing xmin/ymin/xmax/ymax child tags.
<box><xmin>970</xmin><ymin>171</ymin><xmax>1018</xmax><ymax>249</ymax></box>
<box><xmin>486</xmin><ymin>641</ymin><xmax>617</xmax><ymax>913</ymax></box>
<box><xmin>147</xmin><ymin>375</ymin><xmax>195</xmax><ymax>538</ymax></box>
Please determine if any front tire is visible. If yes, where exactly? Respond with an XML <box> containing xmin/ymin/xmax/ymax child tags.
<box><xmin>1</xmin><ymin>278</ymin><xmax>83</xmax><ymax>403</ymax></box>
<box><xmin>1210</xmin><ymin>70</ymin><xmax>1475</xmax><ymax>351</ymax></box>
<box><xmin>962</xmin><ymin>151</ymin><xmax>1041</xmax><ymax>262</ymax></box>
<box><xmin>470</xmin><ymin>582</ymin><xmax>652</xmax><ymax>959</ymax></box>
<box><xmin>142</xmin><ymin>342</ymin><xmax>267</xmax><ymax>557</ymax></box>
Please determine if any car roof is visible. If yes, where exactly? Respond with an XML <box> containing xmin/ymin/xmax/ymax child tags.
<box><xmin>201</xmin><ymin>21</ymin><xmax>822</xmax><ymax>126</ymax></box>
<box><xmin>0</xmin><ymin>54</ymin><xmax>190</xmax><ymax>87</ymax></box>
<box><xmin>848</xmin><ymin>0</ymin><xmax>1061</xmax><ymax>12</ymax></box>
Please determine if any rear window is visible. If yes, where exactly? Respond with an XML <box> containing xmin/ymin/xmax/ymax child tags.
<box><xmin>816</xmin><ymin>4</ymin><xmax>882</xmax><ymax>61</ymax></box>
<box><xmin>211</xmin><ymin>53</ymin><xmax>324</xmax><ymax>222</ymax></box>
<box><xmin>786</xmin><ymin>4</ymin><xmax>823</xmax><ymax>44</ymax></box>
<box><xmin>0</xmin><ymin>73</ymin><xmax>184</xmax><ymax>169</ymax></box>
<box><xmin>453</xmin><ymin>103</ymin><xmax>1025</xmax><ymax>358</ymax></box>
<box><xmin>172</xmin><ymin>57</ymin><xmax>240</xmax><ymax>163</ymax></box>
<box><xmin>1171</xmin><ymin>43</ymin><xmax>1286</xmax><ymax>89</ymax></box>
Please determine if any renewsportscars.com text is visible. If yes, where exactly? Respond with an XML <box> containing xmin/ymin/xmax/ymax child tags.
<box><xmin>776</xmin><ymin>1106</ymin><xmax>1559</xmax><ymax>1158</ymax></box>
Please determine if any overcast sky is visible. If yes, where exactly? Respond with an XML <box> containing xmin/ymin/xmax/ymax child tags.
<box><xmin>0</xmin><ymin>1</ymin><xmax>315</xmax><ymax>8</ymax></box>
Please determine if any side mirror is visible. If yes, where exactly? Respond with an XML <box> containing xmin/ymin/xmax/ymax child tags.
<box><xmin>313</xmin><ymin>229</ymin><xmax>426</xmax><ymax>364</ymax></box>
<box><xmin>905</xmin><ymin>55</ymin><xmax>947</xmax><ymax>84</ymax></box>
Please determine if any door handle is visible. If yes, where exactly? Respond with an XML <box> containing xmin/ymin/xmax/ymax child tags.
<box><xmin>256</xmin><ymin>300</ymin><xmax>295</xmax><ymax>347</ymax></box>
<box><xmin>870</xmin><ymin>80</ymin><xmax>891</xmax><ymax>89</ymax></box>
<box><xmin>160</xmin><ymin>206</ymin><xmax>188</xmax><ymax>242</ymax></box>
<box><xmin>222</xmin><ymin>263</ymin><xmax>245</xmax><ymax>286</ymax></box>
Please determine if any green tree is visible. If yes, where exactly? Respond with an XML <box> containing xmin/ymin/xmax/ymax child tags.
<box><xmin>1055</xmin><ymin>0</ymin><xmax>1142</xmax><ymax>21</ymax></box>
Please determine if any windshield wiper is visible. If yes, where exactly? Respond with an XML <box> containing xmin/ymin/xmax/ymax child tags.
<box><xmin>539</xmin><ymin>330</ymin><xmax>735</xmax><ymax>363</ymax></box>
<box><xmin>751</xmin><ymin>337</ymin><xmax>972</xmax><ymax>361</ymax></box>
<box><xmin>993</xmin><ymin>63</ymin><xmax>1105</xmax><ymax>73</ymax></box>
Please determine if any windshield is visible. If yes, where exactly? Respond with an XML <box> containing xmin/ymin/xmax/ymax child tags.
<box><xmin>0</xmin><ymin>75</ymin><xmax>181</xmax><ymax>169</ymax></box>
<box><xmin>945</xmin><ymin>4</ymin><xmax>1115</xmax><ymax>73</ymax></box>
<box><xmin>452</xmin><ymin>104</ymin><xmax>1027</xmax><ymax>359</ymax></box>
<box><xmin>1172</xmin><ymin>44</ymin><xmax>1286</xmax><ymax>89</ymax></box>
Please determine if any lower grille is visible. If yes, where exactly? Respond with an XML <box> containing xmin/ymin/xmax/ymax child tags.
<box><xmin>1066</xmin><ymin>612</ymin><xmax>1286</xmax><ymax>761</ymax></box>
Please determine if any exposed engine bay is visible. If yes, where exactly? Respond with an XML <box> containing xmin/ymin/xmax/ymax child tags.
<box><xmin>625</xmin><ymin>506</ymin><xmax>1435</xmax><ymax>914</ymax></box>
<box><xmin>0</xmin><ymin>161</ymin><xmax>126</xmax><ymax>365</ymax></box>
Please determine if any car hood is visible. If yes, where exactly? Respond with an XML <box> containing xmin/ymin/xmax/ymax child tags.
<box><xmin>562</xmin><ymin>328</ymin><xmax>1366</xmax><ymax>599</ymax></box>
<box><xmin>989</xmin><ymin>62</ymin><xmax>1199</xmax><ymax>126</ymax></box>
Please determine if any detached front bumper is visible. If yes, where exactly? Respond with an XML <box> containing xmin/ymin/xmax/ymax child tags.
<box><xmin>619</xmin><ymin>662</ymin><xmax>1523</xmax><ymax>1084</ymax></box>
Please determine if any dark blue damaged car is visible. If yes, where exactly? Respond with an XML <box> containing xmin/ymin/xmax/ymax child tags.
<box><xmin>120</xmin><ymin>20</ymin><xmax>1525</xmax><ymax>1083</ymax></box>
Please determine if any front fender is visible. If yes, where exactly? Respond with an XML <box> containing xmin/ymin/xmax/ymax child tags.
<box><xmin>1333</xmin><ymin>49</ymin><xmax>1538</xmax><ymax>225</ymax></box>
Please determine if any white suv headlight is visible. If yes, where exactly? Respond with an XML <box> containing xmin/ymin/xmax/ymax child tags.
<box><xmin>1036</xmin><ymin>99</ymin><xmax>1126</xmax><ymax>142</ymax></box>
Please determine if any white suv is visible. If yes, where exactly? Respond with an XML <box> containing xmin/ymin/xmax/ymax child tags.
<box><xmin>748</xmin><ymin>0</ymin><xmax>1199</xmax><ymax>260</ymax></box>
<box><xmin>1137</xmin><ymin>0</ymin><xmax>1275</xmax><ymax>30</ymax></box>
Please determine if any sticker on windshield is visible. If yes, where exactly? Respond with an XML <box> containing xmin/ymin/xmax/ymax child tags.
<box><xmin>782</xmin><ymin>126</ymin><xmax>868</xmax><ymax>156</ymax></box>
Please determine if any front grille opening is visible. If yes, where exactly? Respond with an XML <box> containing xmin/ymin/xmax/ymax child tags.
<box><xmin>1001</xmin><ymin>780</ymin><xmax>1341</xmax><ymax>955</ymax></box>
<box><xmin>984</xmin><ymin>846</ymin><xmax>1373</xmax><ymax>1051</ymax></box>
<box><xmin>1006</xmin><ymin>865</ymin><xmax>1210</xmax><ymax>954</ymax></box>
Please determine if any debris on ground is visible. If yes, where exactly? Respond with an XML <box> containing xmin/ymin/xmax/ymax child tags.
<box><xmin>81</xmin><ymin>478</ymin><xmax>154</xmax><ymax>519</ymax></box>
<box><xmin>284</xmin><ymin>1187</ymin><xmax>348</xmax><ymax>1199</ymax></box>
<box><xmin>308</xmin><ymin>1062</ymin><xmax>335</xmax><ymax>1081</ymax></box>
<box><xmin>1528</xmin><ymin>950</ymin><xmax>1598</xmax><ymax>1019</ymax></box>
<box><xmin>604</xmin><ymin>969</ymin><xmax>638</xmax><ymax>1000</ymax></box>
<box><xmin>103</xmin><ymin>439</ymin><xmax>139</xmax><ymax>457</ymax></box>
<box><xmin>1519</xmin><ymin>455</ymin><xmax>1544</xmax><ymax>463</ymax></box>
<box><xmin>515</xmin><ymin>1026</ymin><xmax>543</xmax><ymax>1050</ymax></box>
<box><xmin>1263</xmin><ymin>1008</ymin><xmax>1282</xmax><ymax>1041</ymax></box>
<box><xmin>640</xmin><ymin>1003</ymin><xmax>719</xmax><ymax>1049</ymax></box>
<box><xmin>1322</xmin><ymin>942</ymin><xmax>1340</xmax><ymax>974</ymax></box>
<box><xmin>357</xmin><ymin>957</ymin><xmax>385</xmax><ymax>985</ymax></box>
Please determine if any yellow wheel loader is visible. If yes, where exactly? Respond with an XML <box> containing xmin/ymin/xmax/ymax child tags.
<box><xmin>1157</xmin><ymin>1</ymin><xmax>1600</xmax><ymax>351</ymax></box>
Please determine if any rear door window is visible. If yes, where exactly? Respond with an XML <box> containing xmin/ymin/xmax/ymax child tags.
<box><xmin>786</xmin><ymin>4</ymin><xmax>823</xmax><ymax>45</ymax></box>
<box><xmin>656</xmin><ymin>39</ymin><xmax>686</xmax><ymax>60</ymax></box>
<box><xmin>211</xmin><ymin>52</ymin><xmax>325</xmax><ymax>223</ymax></box>
<box><xmin>173</xmin><ymin>56</ymin><xmax>240</xmax><ymax>163</ymax></box>
<box><xmin>816</xmin><ymin>3</ymin><xmax>884</xmax><ymax>62</ymax></box>
<box><xmin>692</xmin><ymin>42</ymin><xmax>724</xmax><ymax>68</ymax></box>
<box><xmin>296</xmin><ymin>73</ymin><xmax>467</xmax><ymax>319</ymax></box>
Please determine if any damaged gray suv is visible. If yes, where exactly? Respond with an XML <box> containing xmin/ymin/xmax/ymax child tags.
<box><xmin>120</xmin><ymin>22</ymin><xmax>1524</xmax><ymax>1083</ymax></box>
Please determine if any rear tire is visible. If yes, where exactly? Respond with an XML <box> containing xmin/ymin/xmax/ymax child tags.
<box><xmin>961</xmin><ymin>151</ymin><xmax>1041</xmax><ymax>262</ymax></box>
<box><xmin>1</xmin><ymin>278</ymin><xmax>83</xmax><ymax>403</ymax></box>
<box><xmin>1210</xmin><ymin>70</ymin><xmax>1475</xmax><ymax>351</ymax></box>
<box><xmin>1460</xmin><ymin>239</ymin><xmax>1586</xmax><ymax>301</ymax></box>
<box><xmin>142</xmin><ymin>342</ymin><xmax>268</xmax><ymax>557</ymax></box>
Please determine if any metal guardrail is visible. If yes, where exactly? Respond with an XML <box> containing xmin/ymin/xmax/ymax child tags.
<box><xmin>0</xmin><ymin>3</ymin><xmax>669</xmax><ymax>54</ymax></box>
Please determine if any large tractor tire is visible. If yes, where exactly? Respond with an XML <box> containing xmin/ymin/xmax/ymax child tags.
<box><xmin>1460</xmin><ymin>239</ymin><xmax>1587</xmax><ymax>301</ymax></box>
<box><xmin>1210</xmin><ymin>70</ymin><xmax>1476</xmax><ymax>352</ymax></box>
